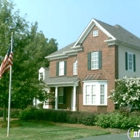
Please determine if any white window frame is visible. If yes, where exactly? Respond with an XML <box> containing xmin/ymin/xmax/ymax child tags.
<box><xmin>73</xmin><ymin>59</ymin><xmax>78</xmax><ymax>75</ymax></box>
<box><xmin>83</xmin><ymin>81</ymin><xmax>107</xmax><ymax>105</ymax></box>
<box><xmin>91</xmin><ymin>52</ymin><xmax>99</xmax><ymax>70</ymax></box>
<box><xmin>127</xmin><ymin>52</ymin><xmax>133</xmax><ymax>71</ymax></box>
<box><xmin>93</xmin><ymin>30</ymin><xmax>98</xmax><ymax>37</ymax></box>
<box><xmin>59</xmin><ymin>61</ymin><xmax>64</xmax><ymax>76</ymax></box>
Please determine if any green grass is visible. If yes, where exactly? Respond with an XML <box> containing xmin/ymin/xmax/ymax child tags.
<box><xmin>0</xmin><ymin>120</ymin><xmax>110</xmax><ymax>140</ymax></box>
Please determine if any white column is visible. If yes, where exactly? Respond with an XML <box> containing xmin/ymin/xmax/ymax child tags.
<box><xmin>72</xmin><ymin>86</ymin><xmax>76</xmax><ymax>111</ymax></box>
<box><xmin>55</xmin><ymin>86</ymin><xmax>58</xmax><ymax>110</ymax></box>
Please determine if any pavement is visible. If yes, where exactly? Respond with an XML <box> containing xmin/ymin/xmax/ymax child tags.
<box><xmin>75</xmin><ymin>133</ymin><xmax>140</xmax><ymax>140</ymax></box>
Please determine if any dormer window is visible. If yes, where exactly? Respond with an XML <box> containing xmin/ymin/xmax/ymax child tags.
<box><xmin>39</xmin><ymin>72</ymin><xmax>44</xmax><ymax>81</ymax></box>
<box><xmin>73</xmin><ymin>59</ymin><xmax>78</xmax><ymax>75</ymax></box>
<box><xmin>93</xmin><ymin>30</ymin><xmax>98</xmax><ymax>37</ymax></box>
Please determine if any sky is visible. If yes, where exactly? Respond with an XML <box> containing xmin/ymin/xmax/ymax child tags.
<box><xmin>12</xmin><ymin>0</ymin><xmax>140</xmax><ymax>49</ymax></box>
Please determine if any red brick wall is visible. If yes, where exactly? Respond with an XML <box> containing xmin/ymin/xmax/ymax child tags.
<box><xmin>48</xmin><ymin>25</ymin><xmax>117</xmax><ymax>113</ymax></box>
<box><xmin>49</xmin><ymin>57</ymin><xmax>77</xmax><ymax>77</ymax></box>
<box><xmin>77</xmin><ymin>26</ymin><xmax>116</xmax><ymax>112</ymax></box>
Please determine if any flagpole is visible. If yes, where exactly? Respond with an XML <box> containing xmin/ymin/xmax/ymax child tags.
<box><xmin>7</xmin><ymin>32</ymin><xmax>13</xmax><ymax>137</ymax></box>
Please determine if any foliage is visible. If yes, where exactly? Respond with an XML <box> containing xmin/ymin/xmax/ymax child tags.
<box><xmin>19</xmin><ymin>108</ymin><xmax>140</xmax><ymax>129</ymax></box>
<box><xmin>0</xmin><ymin>0</ymin><xmax>58</xmax><ymax>118</ymax></box>
<box><xmin>67</xmin><ymin>112</ymin><xmax>97</xmax><ymax>125</ymax></box>
<box><xmin>110</xmin><ymin>77</ymin><xmax>140</xmax><ymax>110</ymax></box>
<box><xmin>95</xmin><ymin>112</ymin><xmax>139</xmax><ymax>129</ymax></box>
<box><xmin>0</xmin><ymin>108</ymin><xmax>20</xmax><ymax>118</ymax></box>
<box><xmin>19</xmin><ymin>108</ymin><xmax>97</xmax><ymax>126</ymax></box>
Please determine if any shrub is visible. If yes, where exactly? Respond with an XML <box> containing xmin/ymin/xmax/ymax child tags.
<box><xmin>19</xmin><ymin>107</ymin><xmax>36</xmax><ymax>120</ymax></box>
<box><xmin>10</xmin><ymin>109</ymin><xmax>21</xmax><ymax>118</ymax></box>
<box><xmin>96</xmin><ymin>112</ymin><xmax>139</xmax><ymax>129</ymax></box>
<box><xmin>95</xmin><ymin>114</ymin><xmax>110</xmax><ymax>128</ymax></box>
<box><xmin>67</xmin><ymin>112</ymin><xmax>97</xmax><ymax>125</ymax></box>
<box><xmin>81</xmin><ymin>113</ymin><xmax>97</xmax><ymax>126</ymax></box>
<box><xmin>67</xmin><ymin>112</ymin><xmax>79</xmax><ymax>124</ymax></box>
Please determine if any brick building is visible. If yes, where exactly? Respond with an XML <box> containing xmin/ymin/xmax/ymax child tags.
<box><xmin>39</xmin><ymin>18</ymin><xmax>140</xmax><ymax>112</ymax></box>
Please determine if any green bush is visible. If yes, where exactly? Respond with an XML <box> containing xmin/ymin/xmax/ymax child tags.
<box><xmin>67</xmin><ymin>112</ymin><xmax>79</xmax><ymax>124</ymax></box>
<box><xmin>19</xmin><ymin>107</ymin><xmax>36</xmax><ymax>120</ymax></box>
<box><xmin>19</xmin><ymin>107</ymin><xmax>139</xmax><ymax>129</ymax></box>
<box><xmin>96</xmin><ymin>112</ymin><xmax>139</xmax><ymax>128</ymax></box>
<box><xmin>0</xmin><ymin>108</ymin><xmax>20</xmax><ymax>118</ymax></box>
<box><xmin>10</xmin><ymin>109</ymin><xmax>21</xmax><ymax>118</ymax></box>
<box><xmin>67</xmin><ymin>112</ymin><xmax>97</xmax><ymax>125</ymax></box>
<box><xmin>81</xmin><ymin>113</ymin><xmax>97</xmax><ymax>126</ymax></box>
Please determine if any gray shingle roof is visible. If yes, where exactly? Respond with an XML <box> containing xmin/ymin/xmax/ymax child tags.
<box><xmin>95</xmin><ymin>19</ymin><xmax>140</xmax><ymax>47</ymax></box>
<box><xmin>44</xmin><ymin>68</ymin><xmax>79</xmax><ymax>86</ymax></box>
<box><xmin>47</xmin><ymin>42</ymin><xmax>75</xmax><ymax>57</ymax></box>
<box><xmin>47</xmin><ymin>18</ymin><xmax>140</xmax><ymax>58</ymax></box>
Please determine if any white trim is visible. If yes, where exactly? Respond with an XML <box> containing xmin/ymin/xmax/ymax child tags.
<box><xmin>72</xmin><ymin>18</ymin><xmax>116</xmax><ymax>48</ymax></box>
<box><xmin>45</xmin><ymin>48</ymin><xmax>82</xmax><ymax>61</ymax></box>
<box><xmin>48</xmin><ymin>81</ymin><xmax>79</xmax><ymax>87</ymax></box>
<box><xmin>83</xmin><ymin>81</ymin><xmax>107</xmax><ymax>106</ymax></box>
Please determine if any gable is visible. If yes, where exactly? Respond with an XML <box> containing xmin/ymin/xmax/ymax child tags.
<box><xmin>72</xmin><ymin>19</ymin><xmax>116</xmax><ymax>48</ymax></box>
<box><xmin>46</xmin><ymin>18</ymin><xmax>140</xmax><ymax>61</ymax></box>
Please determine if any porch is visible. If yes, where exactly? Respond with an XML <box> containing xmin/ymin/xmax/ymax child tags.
<box><xmin>51</xmin><ymin>86</ymin><xmax>77</xmax><ymax>111</ymax></box>
<box><xmin>44</xmin><ymin>68</ymin><xmax>79</xmax><ymax>111</ymax></box>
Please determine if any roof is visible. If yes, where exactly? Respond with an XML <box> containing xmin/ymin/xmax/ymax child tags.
<box><xmin>46</xmin><ymin>42</ymin><xmax>75</xmax><ymax>58</ymax></box>
<box><xmin>83</xmin><ymin>73</ymin><xmax>107</xmax><ymax>81</ymax></box>
<box><xmin>44</xmin><ymin>68</ymin><xmax>79</xmax><ymax>86</ymax></box>
<box><xmin>46</xmin><ymin>18</ymin><xmax>140</xmax><ymax>58</ymax></box>
<box><xmin>96</xmin><ymin>19</ymin><xmax>140</xmax><ymax>47</ymax></box>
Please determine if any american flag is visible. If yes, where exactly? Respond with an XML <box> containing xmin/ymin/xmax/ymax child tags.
<box><xmin>0</xmin><ymin>46</ymin><xmax>13</xmax><ymax>78</ymax></box>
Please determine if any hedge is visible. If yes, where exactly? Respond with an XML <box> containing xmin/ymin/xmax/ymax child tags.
<box><xmin>19</xmin><ymin>107</ymin><xmax>140</xmax><ymax>129</ymax></box>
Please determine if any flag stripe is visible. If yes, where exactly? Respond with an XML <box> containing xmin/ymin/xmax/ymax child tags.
<box><xmin>0</xmin><ymin>47</ymin><xmax>13</xmax><ymax>78</ymax></box>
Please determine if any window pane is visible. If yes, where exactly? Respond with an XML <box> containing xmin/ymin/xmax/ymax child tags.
<box><xmin>91</xmin><ymin>52</ymin><xmax>99</xmax><ymax>69</ymax></box>
<box><xmin>93</xmin><ymin>30</ymin><xmax>98</xmax><ymax>36</ymax></box>
<box><xmin>39</xmin><ymin>72</ymin><xmax>43</xmax><ymax>80</ymax></box>
<box><xmin>73</xmin><ymin>60</ymin><xmax>78</xmax><ymax>75</ymax></box>
<box><xmin>86</xmin><ymin>95</ymin><xmax>90</xmax><ymax>104</ymax></box>
<box><xmin>85</xmin><ymin>85</ymin><xmax>90</xmax><ymax>104</ymax></box>
<box><xmin>100</xmin><ymin>85</ymin><xmax>105</xmax><ymax>104</ymax></box>
<box><xmin>91</xmin><ymin>85</ymin><xmax>96</xmax><ymax>104</ymax></box>
<box><xmin>128</xmin><ymin>53</ymin><xmax>133</xmax><ymax>71</ymax></box>
<box><xmin>59</xmin><ymin>61</ymin><xmax>64</xmax><ymax>75</ymax></box>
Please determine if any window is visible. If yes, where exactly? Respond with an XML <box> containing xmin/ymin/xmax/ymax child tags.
<box><xmin>91</xmin><ymin>85</ymin><xmax>96</xmax><ymax>104</ymax></box>
<box><xmin>59</xmin><ymin>61</ymin><xmax>64</xmax><ymax>75</ymax></box>
<box><xmin>100</xmin><ymin>85</ymin><xmax>105</xmax><ymax>104</ymax></box>
<box><xmin>73</xmin><ymin>60</ymin><xmax>78</xmax><ymax>75</ymax></box>
<box><xmin>93</xmin><ymin>30</ymin><xmax>98</xmax><ymax>37</ymax></box>
<box><xmin>39</xmin><ymin>72</ymin><xmax>44</xmax><ymax>81</ymax></box>
<box><xmin>88</xmin><ymin>51</ymin><xmax>102</xmax><ymax>70</ymax></box>
<box><xmin>56</xmin><ymin>61</ymin><xmax>67</xmax><ymax>76</ymax></box>
<box><xmin>91</xmin><ymin>52</ymin><xmax>99</xmax><ymax>69</ymax></box>
<box><xmin>85</xmin><ymin>85</ymin><xmax>90</xmax><ymax>104</ymax></box>
<box><xmin>58</xmin><ymin>88</ymin><xmax>64</xmax><ymax>104</ymax></box>
<box><xmin>125</xmin><ymin>52</ymin><xmax>136</xmax><ymax>72</ymax></box>
<box><xmin>83</xmin><ymin>81</ymin><xmax>107</xmax><ymax>105</ymax></box>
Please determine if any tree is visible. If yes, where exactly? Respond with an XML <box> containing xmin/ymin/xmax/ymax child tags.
<box><xmin>110</xmin><ymin>77</ymin><xmax>140</xmax><ymax>110</ymax></box>
<box><xmin>0</xmin><ymin>0</ymin><xmax>57</xmax><ymax>121</ymax></box>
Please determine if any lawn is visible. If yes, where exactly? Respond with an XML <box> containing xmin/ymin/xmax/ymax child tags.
<box><xmin>0</xmin><ymin>120</ymin><xmax>110</xmax><ymax>140</ymax></box>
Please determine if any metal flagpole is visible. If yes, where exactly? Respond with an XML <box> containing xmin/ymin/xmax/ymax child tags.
<box><xmin>7</xmin><ymin>32</ymin><xmax>13</xmax><ymax>137</ymax></box>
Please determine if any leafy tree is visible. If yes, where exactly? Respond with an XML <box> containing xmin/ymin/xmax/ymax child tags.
<box><xmin>0</xmin><ymin>0</ymin><xmax>57</xmax><ymax>121</ymax></box>
<box><xmin>110</xmin><ymin>77</ymin><xmax>140</xmax><ymax>110</ymax></box>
